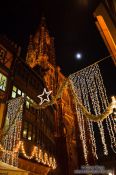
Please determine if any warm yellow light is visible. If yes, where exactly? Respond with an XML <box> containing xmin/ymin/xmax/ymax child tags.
<box><xmin>28</xmin><ymin>136</ymin><xmax>31</xmax><ymax>140</ymax></box>
<box><xmin>111</xmin><ymin>96</ymin><xmax>115</xmax><ymax>101</ymax></box>
<box><xmin>111</xmin><ymin>96</ymin><xmax>116</xmax><ymax>108</ymax></box>
<box><xmin>109</xmin><ymin>172</ymin><xmax>113</xmax><ymax>175</ymax></box>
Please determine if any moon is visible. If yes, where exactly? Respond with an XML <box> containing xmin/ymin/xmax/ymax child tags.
<box><xmin>75</xmin><ymin>53</ymin><xmax>82</xmax><ymax>60</ymax></box>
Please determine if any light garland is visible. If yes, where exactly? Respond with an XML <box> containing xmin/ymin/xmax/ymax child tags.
<box><xmin>69</xmin><ymin>63</ymin><xmax>116</xmax><ymax>162</ymax></box>
<box><xmin>68</xmin><ymin>79</ymin><xmax>115</xmax><ymax>121</ymax></box>
<box><xmin>26</xmin><ymin>77</ymin><xmax>116</xmax><ymax>121</ymax></box>
<box><xmin>0</xmin><ymin>141</ymin><xmax>57</xmax><ymax>169</ymax></box>
<box><xmin>85</xmin><ymin>65</ymin><xmax>108</xmax><ymax>155</ymax></box>
<box><xmin>29</xmin><ymin>78</ymin><xmax>68</xmax><ymax>109</ymax></box>
<box><xmin>77</xmin><ymin>70</ymin><xmax>98</xmax><ymax>159</ymax></box>
<box><xmin>69</xmin><ymin>71</ymin><xmax>98</xmax><ymax>162</ymax></box>
<box><xmin>94</xmin><ymin>64</ymin><xmax>116</xmax><ymax>153</ymax></box>
<box><xmin>73</xmin><ymin>74</ymin><xmax>88</xmax><ymax>164</ymax></box>
<box><xmin>0</xmin><ymin>97</ymin><xmax>24</xmax><ymax>166</ymax></box>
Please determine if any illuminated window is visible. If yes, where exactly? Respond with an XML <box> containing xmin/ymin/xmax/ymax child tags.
<box><xmin>26</xmin><ymin>96</ymin><xmax>30</xmax><ymax>109</ymax></box>
<box><xmin>28</xmin><ymin>124</ymin><xmax>32</xmax><ymax>141</ymax></box>
<box><xmin>11</xmin><ymin>85</ymin><xmax>25</xmax><ymax>98</ymax></box>
<box><xmin>26</xmin><ymin>101</ymin><xmax>29</xmax><ymax>109</ymax></box>
<box><xmin>0</xmin><ymin>73</ymin><xmax>7</xmax><ymax>91</ymax></box>
<box><xmin>11</xmin><ymin>86</ymin><xmax>17</xmax><ymax>98</ymax></box>
<box><xmin>17</xmin><ymin>89</ymin><xmax>21</xmax><ymax>95</ymax></box>
<box><xmin>22</xmin><ymin>122</ymin><xmax>28</xmax><ymax>138</ymax></box>
<box><xmin>25</xmin><ymin>97</ymin><xmax>34</xmax><ymax>110</ymax></box>
<box><xmin>22</xmin><ymin>92</ymin><xmax>24</xmax><ymax>97</ymax></box>
<box><xmin>13</xmin><ymin>86</ymin><xmax>17</xmax><ymax>92</ymax></box>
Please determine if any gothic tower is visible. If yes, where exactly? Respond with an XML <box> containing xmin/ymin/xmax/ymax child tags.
<box><xmin>26</xmin><ymin>17</ymin><xmax>56</xmax><ymax>68</ymax></box>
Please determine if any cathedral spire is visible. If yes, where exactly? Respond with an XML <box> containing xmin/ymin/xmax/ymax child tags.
<box><xmin>40</xmin><ymin>15</ymin><xmax>46</xmax><ymax>27</ymax></box>
<box><xmin>26</xmin><ymin>16</ymin><xmax>56</xmax><ymax>68</ymax></box>
<box><xmin>26</xmin><ymin>35</ymin><xmax>36</xmax><ymax>68</ymax></box>
<box><xmin>33</xmin><ymin>16</ymin><xmax>49</xmax><ymax>56</ymax></box>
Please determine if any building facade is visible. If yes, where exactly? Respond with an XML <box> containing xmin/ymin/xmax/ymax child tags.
<box><xmin>0</xmin><ymin>35</ymin><xmax>56</xmax><ymax>175</ymax></box>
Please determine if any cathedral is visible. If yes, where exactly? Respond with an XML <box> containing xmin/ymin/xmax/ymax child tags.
<box><xmin>0</xmin><ymin>17</ymin><xmax>94</xmax><ymax>175</ymax></box>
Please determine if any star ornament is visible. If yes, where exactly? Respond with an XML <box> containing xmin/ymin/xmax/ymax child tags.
<box><xmin>37</xmin><ymin>88</ymin><xmax>52</xmax><ymax>105</ymax></box>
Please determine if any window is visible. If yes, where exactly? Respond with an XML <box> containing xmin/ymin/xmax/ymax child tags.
<box><xmin>25</xmin><ymin>96</ymin><xmax>35</xmax><ymax>110</ymax></box>
<box><xmin>11</xmin><ymin>86</ymin><xmax>17</xmax><ymax>98</ymax></box>
<box><xmin>21</xmin><ymin>91</ymin><xmax>24</xmax><ymax>97</ymax></box>
<box><xmin>17</xmin><ymin>89</ymin><xmax>21</xmax><ymax>95</ymax></box>
<box><xmin>22</xmin><ymin>121</ymin><xmax>32</xmax><ymax>141</ymax></box>
<box><xmin>0</xmin><ymin>73</ymin><xmax>7</xmax><ymax>91</ymax></box>
<box><xmin>26</xmin><ymin>96</ymin><xmax>30</xmax><ymax>109</ymax></box>
<box><xmin>11</xmin><ymin>85</ymin><xmax>25</xmax><ymax>98</ymax></box>
<box><xmin>28</xmin><ymin>124</ymin><xmax>32</xmax><ymax>141</ymax></box>
<box><xmin>22</xmin><ymin>121</ymin><xmax>28</xmax><ymax>139</ymax></box>
<box><xmin>11</xmin><ymin>85</ymin><xmax>36</xmax><ymax>112</ymax></box>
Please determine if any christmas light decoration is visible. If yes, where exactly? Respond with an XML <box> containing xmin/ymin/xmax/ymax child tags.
<box><xmin>19</xmin><ymin>142</ymin><xmax>57</xmax><ymax>169</ymax></box>
<box><xmin>0</xmin><ymin>97</ymin><xmax>24</xmax><ymax>166</ymax></box>
<box><xmin>27</xmin><ymin>77</ymin><xmax>115</xmax><ymax>121</ymax></box>
<box><xmin>0</xmin><ymin>56</ymin><xmax>115</xmax><ymax>170</ymax></box>
<box><xmin>69</xmin><ymin>63</ymin><xmax>116</xmax><ymax>162</ymax></box>
<box><xmin>0</xmin><ymin>96</ymin><xmax>57</xmax><ymax>169</ymax></box>
<box><xmin>37</xmin><ymin>88</ymin><xmax>52</xmax><ymax>105</ymax></box>
<box><xmin>94</xmin><ymin>65</ymin><xmax>116</xmax><ymax>154</ymax></box>
<box><xmin>0</xmin><ymin>141</ymin><xmax>57</xmax><ymax>169</ymax></box>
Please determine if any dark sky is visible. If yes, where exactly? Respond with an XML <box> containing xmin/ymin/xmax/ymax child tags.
<box><xmin>0</xmin><ymin>0</ymin><xmax>115</xmax><ymax>97</ymax></box>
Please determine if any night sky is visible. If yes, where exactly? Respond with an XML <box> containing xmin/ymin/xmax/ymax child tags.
<box><xmin>0</xmin><ymin>0</ymin><xmax>115</xmax><ymax>98</ymax></box>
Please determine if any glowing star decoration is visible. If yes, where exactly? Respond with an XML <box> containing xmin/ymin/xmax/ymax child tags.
<box><xmin>37</xmin><ymin>88</ymin><xmax>52</xmax><ymax>105</ymax></box>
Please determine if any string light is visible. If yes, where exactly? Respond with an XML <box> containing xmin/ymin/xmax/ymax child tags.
<box><xmin>77</xmin><ymin>70</ymin><xmax>98</xmax><ymax>159</ymax></box>
<box><xmin>94</xmin><ymin>65</ymin><xmax>116</xmax><ymax>153</ymax></box>
<box><xmin>0</xmin><ymin>97</ymin><xmax>24</xmax><ymax>166</ymax></box>
<box><xmin>19</xmin><ymin>143</ymin><xmax>57</xmax><ymax>169</ymax></box>
<box><xmin>0</xmin><ymin>141</ymin><xmax>57</xmax><ymax>169</ymax></box>
<box><xmin>85</xmin><ymin>64</ymin><xmax>108</xmax><ymax>155</ymax></box>
<box><xmin>72</xmin><ymin>74</ymin><xmax>88</xmax><ymax>164</ymax></box>
<box><xmin>69</xmin><ymin>63</ymin><xmax>116</xmax><ymax>161</ymax></box>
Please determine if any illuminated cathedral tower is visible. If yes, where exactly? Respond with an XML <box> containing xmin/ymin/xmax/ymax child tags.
<box><xmin>26</xmin><ymin>16</ymin><xmax>55</xmax><ymax>68</ymax></box>
<box><xmin>26</xmin><ymin>17</ymin><xmax>57</xmax><ymax>95</ymax></box>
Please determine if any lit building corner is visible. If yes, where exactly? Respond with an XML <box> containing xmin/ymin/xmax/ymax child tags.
<box><xmin>93</xmin><ymin>1</ymin><xmax>116</xmax><ymax>66</ymax></box>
